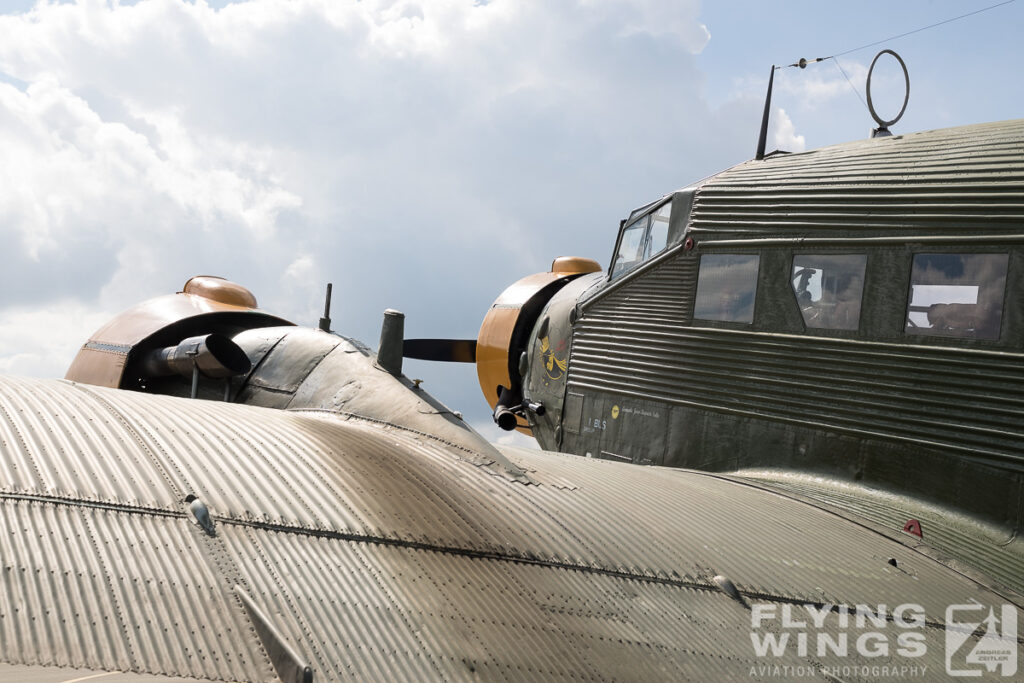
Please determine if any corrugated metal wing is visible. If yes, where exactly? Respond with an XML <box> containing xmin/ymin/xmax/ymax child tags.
<box><xmin>0</xmin><ymin>376</ymin><xmax>1018</xmax><ymax>680</ymax></box>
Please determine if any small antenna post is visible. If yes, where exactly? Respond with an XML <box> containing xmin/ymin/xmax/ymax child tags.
<box><xmin>755</xmin><ymin>65</ymin><xmax>776</xmax><ymax>161</ymax></box>
<box><xmin>318</xmin><ymin>283</ymin><xmax>333</xmax><ymax>332</ymax></box>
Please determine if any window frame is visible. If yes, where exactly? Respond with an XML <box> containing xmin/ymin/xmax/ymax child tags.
<box><xmin>902</xmin><ymin>251</ymin><xmax>1010</xmax><ymax>342</ymax></box>
<box><xmin>692</xmin><ymin>252</ymin><xmax>762</xmax><ymax>325</ymax></box>
<box><xmin>608</xmin><ymin>198</ymin><xmax>672</xmax><ymax>282</ymax></box>
<box><xmin>789</xmin><ymin>252</ymin><xmax>869</xmax><ymax>333</ymax></box>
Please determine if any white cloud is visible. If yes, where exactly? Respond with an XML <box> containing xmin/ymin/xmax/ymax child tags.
<box><xmin>0</xmin><ymin>301</ymin><xmax>114</xmax><ymax>379</ymax></box>
<box><xmin>581</xmin><ymin>0</ymin><xmax>710</xmax><ymax>51</ymax></box>
<box><xmin>0</xmin><ymin>0</ymin><xmax>759</xmax><ymax>438</ymax></box>
<box><xmin>0</xmin><ymin>75</ymin><xmax>303</xmax><ymax>314</ymax></box>
<box><xmin>771</xmin><ymin>107</ymin><xmax>805</xmax><ymax>153</ymax></box>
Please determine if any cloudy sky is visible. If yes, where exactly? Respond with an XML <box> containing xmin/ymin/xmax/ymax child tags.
<box><xmin>0</xmin><ymin>0</ymin><xmax>1021</xmax><ymax>445</ymax></box>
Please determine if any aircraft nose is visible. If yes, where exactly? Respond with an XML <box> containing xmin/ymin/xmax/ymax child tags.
<box><xmin>475</xmin><ymin>257</ymin><xmax>600</xmax><ymax>432</ymax></box>
<box><xmin>397</xmin><ymin>256</ymin><xmax>599</xmax><ymax>433</ymax></box>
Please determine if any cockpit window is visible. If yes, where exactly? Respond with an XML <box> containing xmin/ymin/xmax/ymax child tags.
<box><xmin>792</xmin><ymin>254</ymin><xmax>867</xmax><ymax>331</ymax></box>
<box><xmin>647</xmin><ymin>203</ymin><xmax>671</xmax><ymax>258</ymax></box>
<box><xmin>612</xmin><ymin>217</ymin><xmax>648</xmax><ymax>279</ymax></box>
<box><xmin>905</xmin><ymin>253</ymin><xmax>1008</xmax><ymax>340</ymax></box>
<box><xmin>610</xmin><ymin>201</ymin><xmax>672</xmax><ymax>280</ymax></box>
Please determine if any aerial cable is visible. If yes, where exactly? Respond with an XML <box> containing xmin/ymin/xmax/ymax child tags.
<box><xmin>832</xmin><ymin>0</ymin><xmax>1016</xmax><ymax>58</ymax></box>
<box><xmin>773</xmin><ymin>0</ymin><xmax>1015</xmax><ymax>70</ymax></box>
<box><xmin>832</xmin><ymin>56</ymin><xmax>868</xmax><ymax>113</ymax></box>
<box><xmin>755</xmin><ymin>0</ymin><xmax>1016</xmax><ymax>158</ymax></box>
<box><xmin>766</xmin><ymin>0</ymin><xmax>1016</xmax><ymax>115</ymax></box>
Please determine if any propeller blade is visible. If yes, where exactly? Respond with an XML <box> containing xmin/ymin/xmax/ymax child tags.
<box><xmin>403</xmin><ymin>339</ymin><xmax>477</xmax><ymax>363</ymax></box>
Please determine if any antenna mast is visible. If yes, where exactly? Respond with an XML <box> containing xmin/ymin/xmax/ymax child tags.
<box><xmin>754</xmin><ymin>65</ymin><xmax>775</xmax><ymax>160</ymax></box>
<box><xmin>318</xmin><ymin>283</ymin><xmax>333</xmax><ymax>332</ymax></box>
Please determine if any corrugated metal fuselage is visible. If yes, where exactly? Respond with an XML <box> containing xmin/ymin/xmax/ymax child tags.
<box><xmin>520</xmin><ymin>120</ymin><xmax>1024</xmax><ymax>589</ymax></box>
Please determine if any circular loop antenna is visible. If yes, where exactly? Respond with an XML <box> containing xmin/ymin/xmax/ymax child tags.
<box><xmin>866</xmin><ymin>49</ymin><xmax>910</xmax><ymax>129</ymax></box>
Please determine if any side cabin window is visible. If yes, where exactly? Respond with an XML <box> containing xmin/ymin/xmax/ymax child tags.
<box><xmin>791</xmin><ymin>254</ymin><xmax>867</xmax><ymax>331</ymax></box>
<box><xmin>693</xmin><ymin>254</ymin><xmax>760</xmax><ymax>323</ymax></box>
<box><xmin>905</xmin><ymin>253</ymin><xmax>1008</xmax><ymax>340</ymax></box>
<box><xmin>611</xmin><ymin>202</ymin><xmax>672</xmax><ymax>280</ymax></box>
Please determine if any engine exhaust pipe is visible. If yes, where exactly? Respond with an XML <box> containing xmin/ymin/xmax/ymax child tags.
<box><xmin>493</xmin><ymin>385</ymin><xmax>522</xmax><ymax>431</ymax></box>
<box><xmin>141</xmin><ymin>334</ymin><xmax>252</xmax><ymax>380</ymax></box>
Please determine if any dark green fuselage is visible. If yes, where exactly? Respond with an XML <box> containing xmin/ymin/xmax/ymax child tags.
<box><xmin>519</xmin><ymin>120</ymin><xmax>1024</xmax><ymax>588</ymax></box>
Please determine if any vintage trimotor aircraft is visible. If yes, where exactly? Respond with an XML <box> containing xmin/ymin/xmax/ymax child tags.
<box><xmin>391</xmin><ymin>82</ymin><xmax>1024</xmax><ymax>643</ymax></box>
<box><xmin>2</xmin><ymin>57</ymin><xmax>1023</xmax><ymax>682</ymax></box>
<box><xmin>414</xmin><ymin>80</ymin><xmax>1024</xmax><ymax>625</ymax></box>
<box><xmin>0</xmin><ymin>271</ymin><xmax>1016</xmax><ymax>680</ymax></box>
<box><xmin>449</xmin><ymin>117</ymin><xmax>1024</xmax><ymax>598</ymax></box>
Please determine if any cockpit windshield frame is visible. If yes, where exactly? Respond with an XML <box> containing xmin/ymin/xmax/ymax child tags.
<box><xmin>609</xmin><ymin>198</ymin><xmax>672</xmax><ymax>281</ymax></box>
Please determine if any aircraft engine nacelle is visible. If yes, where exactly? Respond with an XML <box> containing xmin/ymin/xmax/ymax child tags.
<box><xmin>65</xmin><ymin>275</ymin><xmax>292</xmax><ymax>395</ymax></box>
<box><xmin>476</xmin><ymin>257</ymin><xmax>601</xmax><ymax>436</ymax></box>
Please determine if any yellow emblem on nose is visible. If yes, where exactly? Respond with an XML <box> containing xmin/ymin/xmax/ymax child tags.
<box><xmin>539</xmin><ymin>336</ymin><xmax>567</xmax><ymax>381</ymax></box>
<box><xmin>611</xmin><ymin>405</ymin><xmax>620</xmax><ymax>419</ymax></box>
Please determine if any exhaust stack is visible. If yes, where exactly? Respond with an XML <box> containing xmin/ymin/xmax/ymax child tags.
<box><xmin>141</xmin><ymin>334</ymin><xmax>252</xmax><ymax>380</ymax></box>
